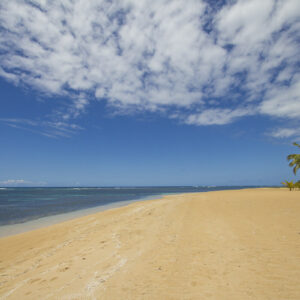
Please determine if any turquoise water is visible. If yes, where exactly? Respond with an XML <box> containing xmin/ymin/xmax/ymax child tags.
<box><xmin>0</xmin><ymin>186</ymin><xmax>257</xmax><ymax>225</ymax></box>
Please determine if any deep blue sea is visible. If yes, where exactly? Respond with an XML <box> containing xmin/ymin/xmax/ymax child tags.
<box><xmin>0</xmin><ymin>186</ymin><xmax>256</xmax><ymax>225</ymax></box>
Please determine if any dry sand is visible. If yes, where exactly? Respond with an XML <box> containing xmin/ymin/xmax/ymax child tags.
<box><xmin>0</xmin><ymin>188</ymin><xmax>299</xmax><ymax>299</ymax></box>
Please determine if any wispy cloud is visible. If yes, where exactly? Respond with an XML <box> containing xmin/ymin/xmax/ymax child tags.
<box><xmin>184</xmin><ymin>107</ymin><xmax>255</xmax><ymax>126</ymax></box>
<box><xmin>0</xmin><ymin>179</ymin><xmax>29</xmax><ymax>185</ymax></box>
<box><xmin>0</xmin><ymin>179</ymin><xmax>47</xmax><ymax>186</ymax></box>
<box><xmin>270</xmin><ymin>128</ymin><xmax>300</xmax><ymax>139</ymax></box>
<box><xmin>0</xmin><ymin>0</ymin><xmax>299</xmax><ymax>131</ymax></box>
<box><xmin>0</xmin><ymin>118</ymin><xmax>83</xmax><ymax>138</ymax></box>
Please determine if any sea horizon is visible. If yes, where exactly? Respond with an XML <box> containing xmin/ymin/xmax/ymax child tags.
<box><xmin>0</xmin><ymin>184</ymin><xmax>275</xmax><ymax>188</ymax></box>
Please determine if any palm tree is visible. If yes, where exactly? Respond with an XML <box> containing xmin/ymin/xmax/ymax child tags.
<box><xmin>294</xmin><ymin>181</ymin><xmax>300</xmax><ymax>190</ymax></box>
<box><xmin>282</xmin><ymin>180</ymin><xmax>294</xmax><ymax>191</ymax></box>
<box><xmin>287</xmin><ymin>142</ymin><xmax>300</xmax><ymax>175</ymax></box>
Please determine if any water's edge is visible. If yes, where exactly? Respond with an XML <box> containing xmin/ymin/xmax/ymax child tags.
<box><xmin>0</xmin><ymin>194</ymin><xmax>165</xmax><ymax>238</ymax></box>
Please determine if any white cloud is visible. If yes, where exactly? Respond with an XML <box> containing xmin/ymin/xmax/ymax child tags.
<box><xmin>270</xmin><ymin>128</ymin><xmax>300</xmax><ymax>138</ymax></box>
<box><xmin>0</xmin><ymin>179</ymin><xmax>47</xmax><ymax>186</ymax></box>
<box><xmin>185</xmin><ymin>107</ymin><xmax>254</xmax><ymax>125</ymax></box>
<box><xmin>0</xmin><ymin>179</ymin><xmax>30</xmax><ymax>185</ymax></box>
<box><xmin>260</xmin><ymin>76</ymin><xmax>300</xmax><ymax>118</ymax></box>
<box><xmin>0</xmin><ymin>0</ymin><xmax>299</xmax><ymax>128</ymax></box>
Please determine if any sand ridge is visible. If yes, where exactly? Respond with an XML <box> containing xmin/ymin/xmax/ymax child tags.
<box><xmin>0</xmin><ymin>188</ymin><xmax>300</xmax><ymax>299</ymax></box>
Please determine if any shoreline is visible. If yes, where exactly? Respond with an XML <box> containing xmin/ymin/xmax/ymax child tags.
<box><xmin>0</xmin><ymin>194</ymin><xmax>166</xmax><ymax>238</ymax></box>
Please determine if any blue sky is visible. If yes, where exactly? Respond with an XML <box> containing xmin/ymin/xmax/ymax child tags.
<box><xmin>0</xmin><ymin>0</ymin><xmax>299</xmax><ymax>186</ymax></box>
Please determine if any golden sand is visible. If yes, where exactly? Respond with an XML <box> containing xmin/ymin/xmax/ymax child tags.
<box><xmin>0</xmin><ymin>188</ymin><xmax>300</xmax><ymax>299</ymax></box>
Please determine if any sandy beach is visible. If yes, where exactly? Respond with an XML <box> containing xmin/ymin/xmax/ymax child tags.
<box><xmin>0</xmin><ymin>188</ymin><xmax>299</xmax><ymax>299</ymax></box>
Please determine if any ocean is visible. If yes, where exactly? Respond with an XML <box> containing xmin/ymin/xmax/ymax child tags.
<box><xmin>0</xmin><ymin>186</ymin><xmax>255</xmax><ymax>226</ymax></box>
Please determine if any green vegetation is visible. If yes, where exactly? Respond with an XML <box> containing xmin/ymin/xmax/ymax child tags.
<box><xmin>281</xmin><ymin>180</ymin><xmax>300</xmax><ymax>191</ymax></box>
<box><xmin>282</xmin><ymin>143</ymin><xmax>300</xmax><ymax>191</ymax></box>
<box><xmin>287</xmin><ymin>142</ymin><xmax>300</xmax><ymax>175</ymax></box>
<box><xmin>281</xmin><ymin>180</ymin><xmax>295</xmax><ymax>191</ymax></box>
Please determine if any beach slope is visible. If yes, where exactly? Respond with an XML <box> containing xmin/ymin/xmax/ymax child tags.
<box><xmin>0</xmin><ymin>188</ymin><xmax>300</xmax><ymax>299</ymax></box>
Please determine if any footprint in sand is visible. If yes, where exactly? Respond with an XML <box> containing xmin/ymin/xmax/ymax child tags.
<box><xmin>50</xmin><ymin>277</ymin><xmax>58</xmax><ymax>281</ymax></box>
<box><xmin>29</xmin><ymin>278</ymin><xmax>41</xmax><ymax>284</ymax></box>
<box><xmin>191</xmin><ymin>281</ymin><xmax>197</xmax><ymax>287</ymax></box>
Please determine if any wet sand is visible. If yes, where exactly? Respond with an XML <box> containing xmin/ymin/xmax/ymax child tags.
<box><xmin>0</xmin><ymin>188</ymin><xmax>299</xmax><ymax>299</ymax></box>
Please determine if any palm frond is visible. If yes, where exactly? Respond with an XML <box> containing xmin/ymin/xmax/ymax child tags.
<box><xmin>292</xmin><ymin>142</ymin><xmax>300</xmax><ymax>149</ymax></box>
<box><xmin>293</xmin><ymin>164</ymin><xmax>300</xmax><ymax>175</ymax></box>
<box><xmin>287</xmin><ymin>143</ymin><xmax>300</xmax><ymax>175</ymax></box>
<box><xmin>287</xmin><ymin>154</ymin><xmax>297</xmax><ymax>161</ymax></box>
